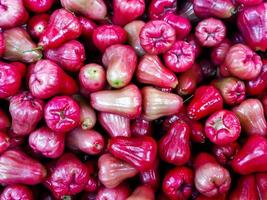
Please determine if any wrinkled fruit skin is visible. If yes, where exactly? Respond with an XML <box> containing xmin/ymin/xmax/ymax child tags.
<box><xmin>44</xmin><ymin>40</ymin><xmax>85</xmax><ymax>72</ymax></box>
<box><xmin>45</xmin><ymin>153</ymin><xmax>89</xmax><ymax>198</ymax></box>
<box><xmin>162</xmin><ymin>166</ymin><xmax>193</xmax><ymax>200</ymax></box>
<box><xmin>0</xmin><ymin>184</ymin><xmax>33</xmax><ymax>200</ymax></box>
<box><xmin>159</xmin><ymin>122</ymin><xmax>191</xmax><ymax>165</ymax></box>
<box><xmin>29</xmin><ymin>126</ymin><xmax>65</xmax><ymax>158</ymax></box>
<box><xmin>194</xmin><ymin>153</ymin><xmax>231</xmax><ymax>197</ymax></box>
<box><xmin>237</xmin><ymin>3</ymin><xmax>267</xmax><ymax>51</ymax></box>
<box><xmin>108</xmin><ymin>136</ymin><xmax>157</xmax><ymax>171</ymax></box>
<box><xmin>148</xmin><ymin>0</ymin><xmax>177</xmax><ymax>20</ymax></box>
<box><xmin>187</xmin><ymin>85</ymin><xmax>223</xmax><ymax>120</ymax></box>
<box><xmin>204</xmin><ymin>110</ymin><xmax>241</xmax><ymax>145</ymax></box>
<box><xmin>231</xmin><ymin>135</ymin><xmax>267</xmax><ymax>174</ymax></box>
<box><xmin>140</xmin><ymin>20</ymin><xmax>176</xmax><ymax>55</ymax></box>
<box><xmin>9</xmin><ymin>91</ymin><xmax>44</xmax><ymax>136</ymax></box>
<box><xmin>224</xmin><ymin>44</ymin><xmax>262</xmax><ymax>80</ymax></box>
<box><xmin>0</xmin><ymin>150</ymin><xmax>47</xmax><ymax>185</ymax></box>
<box><xmin>44</xmin><ymin>96</ymin><xmax>80</xmax><ymax>133</ymax></box>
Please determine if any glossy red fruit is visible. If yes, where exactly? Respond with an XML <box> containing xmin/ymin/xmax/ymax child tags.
<box><xmin>212</xmin><ymin>77</ymin><xmax>246</xmax><ymax>106</ymax></box>
<box><xmin>246</xmin><ymin>60</ymin><xmax>267</xmax><ymax>95</ymax></box>
<box><xmin>0</xmin><ymin>32</ymin><xmax>5</xmax><ymax>57</ymax></box>
<box><xmin>140</xmin><ymin>159</ymin><xmax>159</xmax><ymax>190</ymax></box>
<box><xmin>255</xmin><ymin>173</ymin><xmax>267</xmax><ymax>199</ymax></box>
<box><xmin>74</xmin><ymin>95</ymin><xmax>96</xmax><ymax>130</ymax></box>
<box><xmin>24</xmin><ymin>0</ymin><xmax>54</xmax><ymax>13</ymax></box>
<box><xmin>205</xmin><ymin>110</ymin><xmax>241</xmax><ymax>145</ymax></box>
<box><xmin>79</xmin><ymin>16</ymin><xmax>97</xmax><ymax>38</ymax></box>
<box><xmin>136</xmin><ymin>55</ymin><xmax>178</xmax><ymax>88</ymax></box>
<box><xmin>3</xmin><ymin>27</ymin><xmax>42</xmax><ymax>63</ymax></box>
<box><xmin>113</xmin><ymin>0</ymin><xmax>145</xmax><ymax>26</ymax></box>
<box><xmin>194</xmin><ymin>153</ymin><xmax>231</xmax><ymax>197</ymax></box>
<box><xmin>10</xmin><ymin>62</ymin><xmax>27</xmax><ymax>77</ymax></box>
<box><xmin>91</xmin><ymin>84</ymin><xmax>142</xmax><ymax>119</ymax></box>
<box><xmin>0</xmin><ymin>150</ymin><xmax>47</xmax><ymax>185</ymax></box>
<box><xmin>29</xmin><ymin>126</ymin><xmax>65</xmax><ymax>158</ymax></box>
<box><xmin>45</xmin><ymin>153</ymin><xmax>89</xmax><ymax>197</ymax></box>
<box><xmin>98</xmin><ymin>153</ymin><xmax>138</xmax><ymax>188</ymax></box>
<box><xmin>232</xmin><ymin>99</ymin><xmax>267</xmax><ymax>136</ymax></box>
<box><xmin>124</xmin><ymin>20</ymin><xmax>145</xmax><ymax>56</ymax></box>
<box><xmin>159</xmin><ymin>122</ymin><xmax>191</xmax><ymax>165</ymax></box>
<box><xmin>96</xmin><ymin>184</ymin><xmax>131</xmax><ymax>200</ymax></box>
<box><xmin>186</xmin><ymin>34</ymin><xmax>202</xmax><ymax>58</ymax></box>
<box><xmin>131</xmin><ymin>117</ymin><xmax>153</xmax><ymax>137</ymax></box>
<box><xmin>102</xmin><ymin>44</ymin><xmax>137</xmax><ymax>88</ymax></box>
<box><xmin>9</xmin><ymin>91</ymin><xmax>44</xmax><ymax>136</ymax></box>
<box><xmin>193</xmin><ymin>0</ymin><xmax>235</xmax><ymax>19</ymax></box>
<box><xmin>0</xmin><ymin>0</ymin><xmax>29</xmax><ymax>28</ymax></box>
<box><xmin>44</xmin><ymin>96</ymin><xmax>80</xmax><ymax>133</ymax></box>
<box><xmin>163</xmin><ymin>40</ymin><xmax>195</xmax><ymax>73</ymax></box>
<box><xmin>39</xmin><ymin>8</ymin><xmax>82</xmax><ymax>50</ymax></box>
<box><xmin>162</xmin><ymin>166</ymin><xmax>193</xmax><ymax>200</ymax></box>
<box><xmin>0</xmin><ymin>184</ymin><xmax>33</xmax><ymax>200</ymax></box>
<box><xmin>237</xmin><ymin>0</ymin><xmax>263</xmax><ymax>6</ymax></box>
<box><xmin>232</xmin><ymin>135</ymin><xmax>267</xmax><ymax>174</ymax></box>
<box><xmin>0</xmin><ymin>62</ymin><xmax>23</xmax><ymax>99</ymax></box>
<box><xmin>67</xmin><ymin>128</ymin><xmax>104</xmax><ymax>155</ymax></box>
<box><xmin>212</xmin><ymin>142</ymin><xmax>240</xmax><ymax>165</ymax></box>
<box><xmin>140</xmin><ymin>20</ymin><xmax>176</xmax><ymax>55</ymax></box>
<box><xmin>148</xmin><ymin>0</ymin><xmax>177</xmax><ymax>20</ymax></box>
<box><xmin>162</xmin><ymin>13</ymin><xmax>191</xmax><ymax>40</ymax></box>
<box><xmin>79</xmin><ymin>63</ymin><xmax>106</xmax><ymax>93</ymax></box>
<box><xmin>187</xmin><ymin>85</ymin><xmax>223</xmax><ymax>120</ymax></box>
<box><xmin>211</xmin><ymin>39</ymin><xmax>232</xmax><ymax>65</ymax></box>
<box><xmin>225</xmin><ymin>44</ymin><xmax>262</xmax><ymax>80</ymax></box>
<box><xmin>92</xmin><ymin>25</ymin><xmax>127</xmax><ymax>53</ymax></box>
<box><xmin>0</xmin><ymin>131</ymin><xmax>9</xmax><ymax>154</ymax></box>
<box><xmin>29</xmin><ymin>59</ymin><xmax>78</xmax><ymax>99</ymax></box>
<box><xmin>195</xmin><ymin>18</ymin><xmax>226</xmax><ymax>47</ymax></box>
<box><xmin>237</xmin><ymin>3</ymin><xmax>267</xmax><ymax>51</ymax></box>
<box><xmin>229</xmin><ymin>175</ymin><xmax>259</xmax><ymax>200</ymax></box>
<box><xmin>98</xmin><ymin>112</ymin><xmax>131</xmax><ymax>137</ymax></box>
<box><xmin>60</xmin><ymin>0</ymin><xmax>107</xmax><ymax>20</ymax></box>
<box><xmin>176</xmin><ymin>63</ymin><xmax>203</xmax><ymax>96</ymax></box>
<box><xmin>44</xmin><ymin>40</ymin><xmax>85</xmax><ymax>72</ymax></box>
<box><xmin>108</xmin><ymin>136</ymin><xmax>157</xmax><ymax>171</ymax></box>
<box><xmin>142</xmin><ymin>86</ymin><xmax>183</xmax><ymax>121</ymax></box>
<box><xmin>127</xmin><ymin>185</ymin><xmax>155</xmax><ymax>200</ymax></box>
<box><xmin>27</xmin><ymin>14</ymin><xmax>50</xmax><ymax>40</ymax></box>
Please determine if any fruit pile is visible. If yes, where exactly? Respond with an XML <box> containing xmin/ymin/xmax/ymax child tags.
<box><xmin>0</xmin><ymin>0</ymin><xmax>266</xmax><ymax>199</ymax></box>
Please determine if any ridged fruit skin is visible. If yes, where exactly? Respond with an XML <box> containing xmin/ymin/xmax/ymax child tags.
<box><xmin>0</xmin><ymin>184</ymin><xmax>33</xmax><ymax>200</ymax></box>
<box><xmin>0</xmin><ymin>150</ymin><xmax>47</xmax><ymax>185</ymax></box>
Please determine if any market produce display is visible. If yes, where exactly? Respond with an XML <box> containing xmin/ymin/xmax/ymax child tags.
<box><xmin>0</xmin><ymin>0</ymin><xmax>266</xmax><ymax>199</ymax></box>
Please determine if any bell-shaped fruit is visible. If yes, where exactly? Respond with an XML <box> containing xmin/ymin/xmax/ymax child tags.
<box><xmin>131</xmin><ymin>117</ymin><xmax>153</xmax><ymax>137</ymax></box>
<box><xmin>237</xmin><ymin>3</ymin><xmax>267</xmax><ymax>51</ymax></box>
<box><xmin>3</xmin><ymin>27</ymin><xmax>42</xmax><ymax>63</ymax></box>
<box><xmin>91</xmin><ymin>84</ymin><xmax>142</xmax><ymax>119</ymax></box>
<box><xmin>39</xmin><ymin>8</ymin><xmax>82</xmax><ymax>50</ymax></box>
<box><xmin>102</xmin><ymin>44</ymin><xmax>137</xmax><ymax>88</ymax></box>
<box><xmin>27</xmin><ymin>14</ymin><xmax>50</xmax><ymax>40</ymax></box>
<box><xmin>212</xmin><ymin>142</ymin><xmax>240</xmax><ymax>165</ymax></box>
<box><xmin>232</xmin><ymin>99</ymin><xmax>267</xmax><ymax>136</ymax></box>
<box><xmin>159</xmin><ymin>122</ymin><xmax>191</xmax><ymax>165</ymax></box>
<box><xmin>136</xmin><ymin>55</ymin><xmax>178</xmax><ymax>88</ymax></box>
<box><xmin>98</xmin><ymin>153</ymin><xmax>138</xmax><ymax>188</ymax></box>
<box><xmin>0</xmin><ymin>184</ymin><xmax>33</xmax><ymax>200</ymax></box>
<box><xmin>148</xmin><ymin>0</ymin><xmax>177</xmax><ymax>20</ymax></box>
<box><xmin>231</xmin><ymin>135</ymin><xmax>267</xmax><ymax>174</ymax></box>
<box><xmin>108</xmin><ymin>136</ymin><xmax>157</xmax><ymax>171</ymax></box>
<box><xmin>9</xmin><ymin>91</ymin><xmax>44</xmax><ymax>136</ymax></box>
<box><xmin>142</xmin><ymin>86</ymin><xmax>183</xmax><ymax>121</ymax></box>
<box><xmin>0</xmin><ymin>150</ymin><xmax>47</xmax><ymax>185</ymax></box>
<box><xmin>187</xmin><ymin>85</ymin><xmax>223</xmax><ymax>120</ymax></box>
<box><xmin>98</xmin><ymin>112</ymin><xmax>131</xmax><ymax>137</ymax></box>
